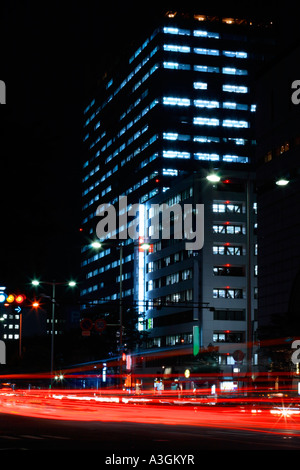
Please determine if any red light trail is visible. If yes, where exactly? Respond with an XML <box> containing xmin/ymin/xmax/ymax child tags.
<box><xmin>0</xmin><ymin>388</ymin><xmax>300</xmax><ymax>440</ymax></box>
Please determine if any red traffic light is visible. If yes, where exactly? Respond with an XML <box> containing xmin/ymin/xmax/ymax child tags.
<box><xmin>15</xmin><ymin>294</ymin><xmax>26</xmax><ymax>304</ymax></box>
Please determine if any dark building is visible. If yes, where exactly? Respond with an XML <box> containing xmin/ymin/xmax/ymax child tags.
<box><xmin>80</xmin><ymin>10</ymin><xmax>276</xmax><ymax>383</ymax></box>
<box><xmin>255</xmin><ymin>43</ymin><xmax>300</xmax><ymax>368</ymax></box>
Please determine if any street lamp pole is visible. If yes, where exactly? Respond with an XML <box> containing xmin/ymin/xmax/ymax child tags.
<box><xmin>119</xmin><ymin>243</ymin><xmax>123</xmax><ymax>354</ymax></box>
<box><xmin>32</xmin><ymin>279</ymin><xmax>76</xmax><ymax>382</ymax></box>
<box><xmin>91</xmin><ymin>241</ymin><xmax>124</xmax><ymax>387</ymax></box>
<box><xmin>119</xmin><ymin>243</ymin><xmax>123</xmax><ymax>388</ymax></box>
<box><xmin>50</xmin><ymin>282</ymin><xmax>56</xmax><ymax>379</ymax></box>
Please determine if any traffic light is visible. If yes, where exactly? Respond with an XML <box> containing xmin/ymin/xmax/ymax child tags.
<box><xmin>15</xmin><ymin>295</ymin><xmax>26</xmax><ymax>304</ymax></box>
<box><xmin>5</xmin><ymin>294</ymin><xmax>26</xmax><ymax>305</ymax></box>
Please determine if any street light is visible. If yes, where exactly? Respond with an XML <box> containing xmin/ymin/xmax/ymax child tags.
<box><xmin>206</xmin><ymin>173</ymin><xmax>221</xmax><ymax>183</ymax></box>
<box><xmin>31</xmin><ymin>279</ymin><xmax>77</xmax><ymax>381</ymax></box>
<box><xmin>276</xmin><ymin>178</ymin><xmax>289</xmax><ymax>186</ymax></box>
<box><xmin>90</xmin><ymin>240</ymin><xmax>124</xmax><ymax>386</ymax></box>
<box><xmin>91</xmin><ymin>241</ymin><xmax>102</xmax><ymax>249</ymax></box>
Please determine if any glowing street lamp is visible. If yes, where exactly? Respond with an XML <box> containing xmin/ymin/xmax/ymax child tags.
<box><xmin>276</xmin><ymin>178</ymin><xmax>289</xmax><ymax>186</ymax></box>
<box><xmin>206</xmin><ymin>174</ymin><xmax>221</xmax><ymax>183</ymax></box>
<box><xmin>91</xmin><ymin>241</ymin><xmax>102</xmax><ymax>249</ymax></box>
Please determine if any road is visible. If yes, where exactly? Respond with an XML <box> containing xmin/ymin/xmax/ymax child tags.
<box><xmin>0</xmin><ymin>390</ymin><xmax>300</xmax><ymax>453</ymax></box>
<box><xmin>0</xmin><ymin>412</ymin><xmax>299</xmax><ymax>452</ymax></box>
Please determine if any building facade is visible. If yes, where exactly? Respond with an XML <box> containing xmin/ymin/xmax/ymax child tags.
<box><xmin>80</xmin><ymin>11</ymin><xmax>275</xmax><ymax>384</ymax></box>
<box><xmin>142</xmin><ymin>169</ymin><xmax>257</xmax><ymax>379</ymax></box>
<box><xmin>255</xmin><ymin>43</ymin><xmax>300</xmax><ymax>372</ymax></box>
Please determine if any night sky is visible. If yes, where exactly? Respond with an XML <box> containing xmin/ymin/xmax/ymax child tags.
<box><xmin>0</xmin><ymin>1</ymin><xmax>298</xmax><ymax>294</ymax></box>
<box><xmin>0</xmin><ymin>1</ymin><xmax>140</xmax><ymax>292</ymax></box>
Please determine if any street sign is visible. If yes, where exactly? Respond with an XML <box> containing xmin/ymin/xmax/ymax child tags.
<box><xmin>233</xmin><ymin>350</ymin><xmax>244</xmax><ymax>363</ymax></box>
<box><xmin>82</xmin><ymin>330</ymin><xmax>91</xmax><ymax>336</ymax></box>
<box><xmin>80</xmin><ymin>318</ymin><xmax>93</xmax><ymax>331</ymax></box>
<box><xmin>94</xmin><ymin>318</ymin><xmax>106</xmax><ymax>332</ymax></box>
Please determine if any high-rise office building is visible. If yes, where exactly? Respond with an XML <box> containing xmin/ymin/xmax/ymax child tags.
<box><xmin>81</xmin><ymin>10</ymin><xmax>274</xmax><ymax>384</ymax></box>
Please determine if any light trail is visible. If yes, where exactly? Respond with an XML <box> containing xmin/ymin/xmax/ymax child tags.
<box><xmin>0</xmin><ymin>388</ymin><xmax>300</xmax><ymax>440</ymax></box>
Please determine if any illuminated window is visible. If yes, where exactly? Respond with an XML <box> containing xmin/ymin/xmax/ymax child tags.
<box><xmin>163</xmin><ymin>97</ymin><xmax>190</xmax><ymax>106</ymax></box>
<box><xmin>182</xmin><ymin>268</ymin><xmax>192</xmax><ymax>280</ymax></box>
<box><xmin>223</xmin><ymin>119</ymin><xmax>249</xmax><ymax>128</ymax></box>
<box><xmin>213</xmin><ymin>288</ymin><xmax>243</xmax><ymax>298</ymax></box>
<box><xmin>194</xmin><ymin>15</ymin><xmax>207</xmax><ymax>21</ymax></box>
<box><xmin>213</xmin><ymin>223</ymin><xmax>245</xmax><ymax>234</ymax></box>
<box><xmin>223</xmin><ymin>102</ymin><xmax>248</xmax><ymax>110</ymax></box>
<box><xmin>193</xmin><ymin>82</ymin><xmax>208</xmax><ymax>90</ymax></box>
<box><xmin>213</xmin><ymin>245</ymin><xmax>243</xmax><ymax>255</ymax></box>
<box><xmin>194</xmin><ymin>136</ymin><xmax>220</xmax><ymax>143</ymax></box>
<box><xmin>166</xmin><ymin>11</ymin><xmax>177</xmax><ymax>18</ymax></box>
<box><xmin>166</xmin><ymin>272</ymin><xmax>179</xmax><ymax>285</ymax></box>
<box><xmin>163</xmin><ymin>62</ymin><xmax>191</xmax><ymax>70</ymax></box>
<box><xmin>194</xmin><ymin>99</ymin><xmax>219</xmax><ymax>108</ymax></box>
<box><xmin>213</xmin><ymin>265</ymin><xmax>245</xmax><ymax>276</ymax></box>
<box><xmin>194</xmin><ymin>48</ymin><xmax>219</xmax><ymax>55</ymax></box>
<box><xmin>163</xmin><ymin>132</ymin><xmax>190</xmax><ymax>141</ymax></box>
<box><xmin>223</xmin><ymin>155</ymin><xmax>249</xmax><ymax>163</ymax></box>
<box><xmin>163</xmin><ymin>150</ymin><xmax>190</xmax><ymax>159</ymax></box>
<box><xmin>163</xmin><ymin>44</ymin><xmax>190</xmax><ymax>53</ymax></box>
<box><xmin>194</xmin><ymin>117</ymin><xmax>219</xmax><ymax>126</ymax></box>
<box><xmin>163</xmin><ymin>168</ymin><xmax>178</xmax><ymax>176</ymax></box>
<box><xmin>222</xmin><ymin>67</ymin><xmax>248</xmax><ymax>75</ymax></box>
<box><xmin>194</xmin><ymin>30</ymin><xmax>219</xmax><ymax>39</ymax></box>
<box><xmin>195</xmin><ymin>152</ymin><xmax>219</xmax><ymax>161</ymax></box>
<box><xmin>163</xmin><ymin>27</ymin><xmax>190</xmax><ymax>35</ymax></box>
<box><xmin>194</xmin><ymin>65</ymin><xmax>220</xmax><ymax>73</ymax></box>
<box><xmin>163</xmin><ymin>132</ymin><xmax>178</xmax><ymax>140</ymax></box>
<box><xmin>226</xmin><ymin>137</ymin><xmax>246</xmax><ymax>145</ymax></box>
<box><xmin>213</xmin><ymin>331</ymin><xmax>245</xmax><ymax>342</ymax></box>
<box><xmin>223</xmin><ymin>51</ymin><xmax>247</xmax><ymax>58</ymax></box>
<box><xmin>213</xmin><ymin>202</ymin><xmax>243</xmax><ymax>213</ymax></box>
<box><xmin>223</xmin><ymin>84</ymin><xmax>248</xmax><ymax>93</ymax></box>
